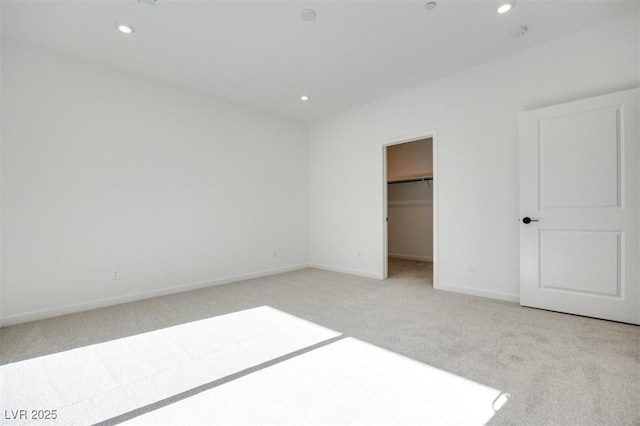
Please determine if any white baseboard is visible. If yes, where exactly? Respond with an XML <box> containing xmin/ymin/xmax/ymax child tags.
<box><xmin>435</xmin><ymin>282</ymin><xmax>520</xmax><ymax>303</ymax></box>
<box><xmin>388</xmin><ymin>254</ymin><xmax>433</xmax><ymax>262</ymax></box>
<box><xmin>0</xmin><ymin>264</ymin><xmax>310</xmax><ymax>327</ymax></box>
<box><xmin>309</xmin><ymin>263</ymin><xmax>382</xmax><ymax>280</ymax></box>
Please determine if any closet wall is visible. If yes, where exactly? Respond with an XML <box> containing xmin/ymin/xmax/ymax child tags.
<box><xmin>387</xmin><ymin>138</ymin><xmax>433</xmax><ymax>261</ymax></box>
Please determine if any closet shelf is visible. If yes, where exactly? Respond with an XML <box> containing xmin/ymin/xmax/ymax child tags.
<box><xmin>388</xmin><ymin>175</ymin><xmax>433</xmax><ymax>184</ymax></box>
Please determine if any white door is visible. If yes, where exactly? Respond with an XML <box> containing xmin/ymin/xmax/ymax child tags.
<box><xmin>519</xmin><ymin>88</ymin><xmax>639</xmax><ymax>324</ymax></box>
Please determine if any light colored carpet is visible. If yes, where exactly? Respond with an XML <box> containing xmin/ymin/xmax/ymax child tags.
<box><xmin>1</xmin><ymin>259</ymin><xmax>639</xmax><ymax>425</ymax></box>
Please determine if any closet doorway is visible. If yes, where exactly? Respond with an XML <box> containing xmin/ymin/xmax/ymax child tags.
<box><xmin>383</xmin><ymin>134</ymin><xmax>437</xmax><ymax>285</ymax></box>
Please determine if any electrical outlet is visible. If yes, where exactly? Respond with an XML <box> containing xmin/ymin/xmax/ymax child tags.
<box><xmin>357</xmin><ymin>251</ymin><xmax>362</xmax><ymax>260</ymax></box>
<box><xmin>112</xmin><ymin>269</ymin><xmax>120</xmax><ymax>280</ymax></box>
<box><xmin>272</xmin><ymin>250</ymin><xmax>278</xmax><ymax>258</ymax></box>
<box><xmin>466</xmin><ymin>262</ymin><xmax>475</xmax><ymax>272</ymax></box>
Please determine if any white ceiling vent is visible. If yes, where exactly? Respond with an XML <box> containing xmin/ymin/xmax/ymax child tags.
<box><xmin>138</xmin><ymin>0</ymin><xmax>159</xmax><ymax>6</ymax></box>
<box><xmin>301</xmin><ymin>9</ymin><xmax>317</xmax><ymax>22</ymax></box>
<box><xmin>510</xmin><ymin>26</ymin><xmax>528</xmax><ymax>38</ymax></box>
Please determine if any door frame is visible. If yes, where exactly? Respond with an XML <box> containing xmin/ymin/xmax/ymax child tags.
<box><xmin>382</xmin><ymin>129</ymin><xmax>439</xmax><ymax>286</ymax></box>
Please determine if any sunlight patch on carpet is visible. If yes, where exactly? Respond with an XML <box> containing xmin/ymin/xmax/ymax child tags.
<box><xmin>126</xmin><ymin>338</ymin><xmax>508</xmax><ymax>425</ymax></box>
<box><xmin>0</xmin><ymin>306</ymin><xmax>339</xmax><ymax>425</ymax></box>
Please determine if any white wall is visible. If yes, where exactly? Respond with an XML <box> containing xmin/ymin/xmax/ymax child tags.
<box><xmin>1</xmin><ymin>40</ymin><xmax>309</xmax><ymax>325</ymax></box>
<box><xmin>309</xmin><ymin>15</ymin><xmax>639</xmax><ymax>299</ymax></box>
<box><xmin>387</xmin><ymin>138</ymin><xmax>433</xmax><ymax>181</ymax></box>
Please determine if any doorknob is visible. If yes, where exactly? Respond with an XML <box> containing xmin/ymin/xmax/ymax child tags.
<box><xmin>522</xmin><ymin>217</ymin><xmax>540</xmax><ymax>224</ymax></box>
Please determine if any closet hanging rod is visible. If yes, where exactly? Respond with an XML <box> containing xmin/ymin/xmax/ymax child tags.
<box><xmin>388</xmin><ymin>177</ymin><xmax>433</xmax><ymax>185</ymax></box>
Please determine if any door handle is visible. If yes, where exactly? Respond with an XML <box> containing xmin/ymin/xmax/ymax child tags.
<box><xmin>522</xmin><ymin>217</ymin><xmax>540</xmax><ymax>224</ymax></box>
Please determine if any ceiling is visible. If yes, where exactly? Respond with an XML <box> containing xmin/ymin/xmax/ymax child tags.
<box><xmin>1</xmin><ymin>1</ymin><xmax>636</xmax><ymax>122</ymax></box>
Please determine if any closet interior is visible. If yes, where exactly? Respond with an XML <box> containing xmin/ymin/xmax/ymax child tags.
<box><xmin>386</xmin><ymin>138</ymin><xmax>433</xmax><ymax>280</ymax></box>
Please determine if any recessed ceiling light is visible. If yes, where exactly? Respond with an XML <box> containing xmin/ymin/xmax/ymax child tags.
<box><xmin>301</xmin><ymin>9</ymin><xmax>317</xmax><ymax>21</ymax></box>
<box><xmin>115</xmin><ymin>22</ymin><xmax>135</xmax><ymax>34</ymax></box>
<box><xmin>425</xmin><ymin>2</ymin><xmax>437</xmax><ymax>11</ymax></box>
<box><xmin>497</xmin><ymin>1</ymin><xmax>515</xmax><ymax>14</ymax></box>
<box><xmin>300</xmin><ymin>95</ymin><xmax>310</xmax><ymax>101</ymax></box>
